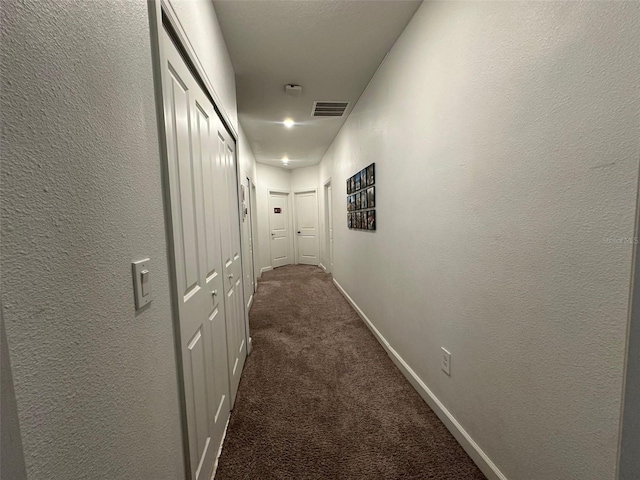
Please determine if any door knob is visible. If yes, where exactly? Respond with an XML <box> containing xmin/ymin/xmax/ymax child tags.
<box><xmin>211</xmin><ymin>290</ymin><xmax>217</xmax><ymax>297</ymax></box>
<box><xmin>271</xmin><ymin>233</ymin><xmax>275</xmax><ymax>236</ymax></box>
<box><xmin>297</xmin><ymin>231</ymin><xmax>301</xmax><ymax>234</ymax></box>
<box><xmin>228</xmin><ymin>274</ymin><xmax>233</xmax><ymax>279</ymax></box>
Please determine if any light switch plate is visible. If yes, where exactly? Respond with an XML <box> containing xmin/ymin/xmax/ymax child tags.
<box><xmin>132</xmin><ymin>258</ymin><xmax>152</xmax><ymax>310</ymax></box>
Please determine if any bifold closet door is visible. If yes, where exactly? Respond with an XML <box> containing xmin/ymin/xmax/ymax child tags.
<box><xmin>162</xmin><ymin>31</ymin><xmax>231</xmax><ymax>480</ymax></box>
<box><xmin>215</xmin><ymin>127</ymin><xmax>246</xmax><ymax>405</ymax></box>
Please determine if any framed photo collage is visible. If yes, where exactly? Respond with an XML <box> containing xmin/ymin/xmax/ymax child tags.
<box><xmin>347</xmin><ymin>163</ymin><xmax>375</xmax><ymax>231</ymax></box>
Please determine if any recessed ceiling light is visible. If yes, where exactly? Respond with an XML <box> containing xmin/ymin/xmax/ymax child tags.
<box><xmin>282</xmin><ymin>156</ymin><xmax>289</xmax><ymax>164</ymax></box>
<box><xmin>283</xmin><ymin>118</ymin><xmax>295</xmax><ymax>128</ymax></box>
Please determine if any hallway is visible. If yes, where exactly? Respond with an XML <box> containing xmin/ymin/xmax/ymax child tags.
<box><xmin>3</xmin><ymin>1</ymin><xmax>640</xmax><ymax>479</ymax></box>
<box><xmin>215</xmin><ymin>265</ymin><xmax>484</xmax><ymax>479</ymax></box>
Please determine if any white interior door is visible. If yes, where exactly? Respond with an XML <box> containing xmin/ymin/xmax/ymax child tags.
<box><xmin>162</xmin><ymin>31</ymin><xmax>230</xmax><ymax>480</ymax></box>
<box><xmin>295</xmin><ymin>190</ymin><xmax>319</xmax><ymax>265</ymax></box>
<box><xmin>269</xmin><ymin>192</ymin><xmax>291</xmax><ymax>268</ymax></box>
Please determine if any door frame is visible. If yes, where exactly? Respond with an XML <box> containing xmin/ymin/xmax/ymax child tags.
<box><xmin>241</xmin><ymin>175</ymin><xmax>256</xmax><ymax>354</ymax></box>
<box><xmin>267</xmin><ymin>189</ymin><xmax>293</xmax><ymax>269</ymax></box>
<box><xmin>292</xmin><ymin>188</ymin><xmax>319</xmax><ymax>265</ymax></box>
<box><xmin>323</xmin><ymin>178</ymin><xmax>333</xmax><ymax>273</ymax></box>
<box><xmin>147</xmin><ymin>2</ymin><xmax>248</xmax><ymax>477</ymax></box>
<box><xmin>244</xmin><ymin>176</ymin><xmax>257</xmax><ymax>306</ymax></box>
<box><xmin>250</xmin><ymin>181</ymin><xmax>259</xmax><ymax>289</ymax></box>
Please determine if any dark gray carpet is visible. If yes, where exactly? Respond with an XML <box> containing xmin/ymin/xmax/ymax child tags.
<box><xmin>215</xmin><ymin>265</ymin><xmax>486</xmax><ymax>480</ymax></box>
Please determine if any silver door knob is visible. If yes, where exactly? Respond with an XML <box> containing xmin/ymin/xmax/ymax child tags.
<box><xmin>228</xmin><ymin>274</ymin><xmax>233</xmax><ymax>279</ymax></box>
<box><xmin>211</xmin><ymin>290</ymin><xmax>217</xmax><ymax>297</ymax></box>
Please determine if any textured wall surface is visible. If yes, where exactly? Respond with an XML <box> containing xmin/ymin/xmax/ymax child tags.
<box><xmin>291</xmin><ymin>166</ymin><xmax>320</xmax><ymax>193</ymax></box>
<box><xmin>319</xmin><ymin>2</ymin><xmax>640</xmax><ymax>479</ymax></box>
<box><xmin>1</xmin><ymin>0</ymin><xmax>185</xmax><ymax>478</ymax></box>
<box><xmin>169</xmin><ymin>0</ymin><xmax>238</xmax><ymax>132</ymax></box>
<box><xmin>238</xmin><ymin>123</ymin><xmax>257</xmax><ymax>185</ymax></box>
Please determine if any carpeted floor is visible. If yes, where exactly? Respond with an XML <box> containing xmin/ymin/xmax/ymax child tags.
<box><xmin>215</xmin><ymin>265</ymin><xmax>486</xmax><ymax>480</ymax></box>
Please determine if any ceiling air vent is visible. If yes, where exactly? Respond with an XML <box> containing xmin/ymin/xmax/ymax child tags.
<box><xmin>312</xmin><ymin>101</ymin><xmax>349</xmax><ymax>117</ymax></box>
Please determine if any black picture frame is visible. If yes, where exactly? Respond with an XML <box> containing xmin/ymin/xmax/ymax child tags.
<box><xmin>367</xmin><ymin>186</ymin><xmax>375</xmax><ymax>208</ymax></box>
<box><xmin>347</xmin><ymin>163</ymin><xmax>376</xmax><ymax>231</ymax></box>
<box><xmin>366</xmin><ymin>210</ymin><xmax>376</xmax><ymax>230</ymax></box>
<box><xmin>367</xmin><ymin>163</ymin><xmax>375</xmax><ymax>186</ymax></box>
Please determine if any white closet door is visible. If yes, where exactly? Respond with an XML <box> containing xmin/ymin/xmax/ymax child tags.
<box><xmin>214</xmin><ymin>120</ymin><xmax>246</xmax><ymax>405</ymax></box>
<box><xmin>162</xmin><ymin>31</ymin><xmax>230</xmax><ymax>480</ymax></box>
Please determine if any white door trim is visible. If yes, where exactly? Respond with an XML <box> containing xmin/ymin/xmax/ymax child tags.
<box><xmin>292</xmin><ymin>188</ymin><xmax>319</xmax><ymax>266</ymax></box>
<box><xmin>250</xmin><ymin>182</ymin><xmax>259</xmax><ymax>290</ymax></box>
<box><xmin>322</xmin><ymin>178</ymin><xmax>333</xmax><ymax>273</ymax></box>
<box><xmin>148</xmin><ymin>4</ymin><xmax>193</xmax><ymax>477</ymax></box>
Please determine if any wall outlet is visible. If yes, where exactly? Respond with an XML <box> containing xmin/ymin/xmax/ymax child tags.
<box><xmin>441</xmin><ymin>347</ymin><xmax>451</xmax><ymax>376</ymax></box>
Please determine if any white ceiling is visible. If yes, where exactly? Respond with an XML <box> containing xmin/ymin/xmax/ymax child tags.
<box><xmin>213</xmin><ymin>0</ymin><xmax>422</xmax><ymax>169</ymax></box>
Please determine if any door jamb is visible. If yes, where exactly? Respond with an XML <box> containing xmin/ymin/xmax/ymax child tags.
<box><xmin>147</xmin><ymin>2</ymin><xmax>191</xmax><ymax>477</ymax></box>
<box><xmin>322</xmin><ymin>178</ymin><xmax>332</xmax><ymax>273</ymax></box>
<box><xmin>250</xmin><ymin>181</ymin><xmax>259</xmax><ymax>287</ymax></box>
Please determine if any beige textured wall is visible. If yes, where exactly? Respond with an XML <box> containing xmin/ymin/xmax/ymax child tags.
<box><xmin>320</xmin><ymin>2</ymin><xmax>640</xmax><ymax>479</ymax></box>
<box><xmin>1</xmin><ymin>0</ymin><xmax>186</xmax><ymax>477</ymax></box>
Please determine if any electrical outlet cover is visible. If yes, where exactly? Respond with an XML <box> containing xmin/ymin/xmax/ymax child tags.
<box><xmin>441</xmin><ymin>347</ymin><xmax>451</xmax><ymax>376</ymax></box>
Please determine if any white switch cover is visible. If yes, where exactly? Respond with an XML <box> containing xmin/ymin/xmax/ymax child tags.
<box><xmin>441</xmin><ymin>347</ymin><xmax>451</xmax><ymax>376</ymax></box>
<box><xmin>132</xmin><ymin>258</ymin><xmax>152</xmax><ymax>310</ymax></box>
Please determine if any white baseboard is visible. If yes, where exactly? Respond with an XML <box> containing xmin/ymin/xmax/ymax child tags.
<box><xmin>247</xmin><ymin>294</ymin><xmax>253</xmax><ymax>311</ymax></box>
<box><xmin>260</xmin><ymin>266</ymin><xmax>273</xmax><ymax>276</ymax></box>
<box><xmin>332</xmin><ymin>278</ymin><xmax>507</xmax><ymax>480</ymax></box>
<box><xmin>318</xmin><ymin>263</ymin><xmax>327</xmax><ymax>272</ymax></box>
